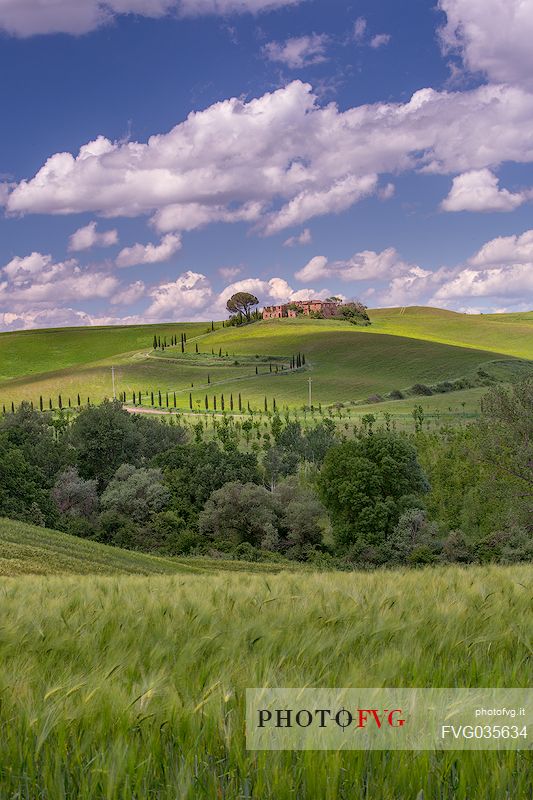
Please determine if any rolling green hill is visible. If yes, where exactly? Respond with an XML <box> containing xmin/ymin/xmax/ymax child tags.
<box><xmin>367</xmin><ymin>306</ymin><xmax>533</xmax><ymax>359</ymax></box>
<box><xmin>0</xmin><ymin>308</ymin><xmax>531</xmax><ymax>411</ymax></box>
<box><xmin>0</xmin><ymin>321</ymin><xmax>212</xmax><ymax>383</ymax></box>
<box><xmin>0</xmin><ymin>518</ymin><xmax>292</xmax><ymax>576</ymax></box>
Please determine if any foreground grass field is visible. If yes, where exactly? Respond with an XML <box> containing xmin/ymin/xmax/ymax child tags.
<box><xmin>0</xmin><ymin>565</ymin><xmax>530</xmax><ymax>798</ymax></box>
<box><xmin>1</xmin><ymin>308</ymin><xmax>531</xmax><ymax>413</ymax></box>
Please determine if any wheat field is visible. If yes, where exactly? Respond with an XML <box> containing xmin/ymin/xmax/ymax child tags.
<box><xmin>0</xmin><ymin>565</ymin><xmax>531</xmax><ymax>798</ymax></box>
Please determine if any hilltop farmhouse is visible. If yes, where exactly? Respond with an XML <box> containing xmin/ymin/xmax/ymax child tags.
<box><xmin>262</xmin><ymin>299</ymin><xmax>339</xmax><ymax>320</ymax></box>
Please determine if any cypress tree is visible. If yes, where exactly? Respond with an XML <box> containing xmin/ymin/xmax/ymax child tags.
<box><xmin>87</xmin><ymin>397</ymin><xmax>90</xmax><ymax>406</ymax></box>
<box><xmin>151</xmin><ymin>391</ymin><xmax>154</xmax><ymax>405</ymax></box>
<box><xmin>269</xmin><ymin>363</ymin><xmax>272</xmax><ymax>372</ymax></box>
<box><xmin>11</xmin><ymin>401</ymin><xmax>15</xmax><ymax>413</ymax></box>
<box><xmin>158</xmin><ymin>336</ymin><xmax>161</xmax><ymax>348</ymax></box>
<box><xmin>58</xmin><ymin>395</ymin><xmax>62</xmax><ymax>409</ymax></box>
<box><xmin>166</xmin><ymin>392</ymin><xmax>169</xmax><ymax>407</ymax></box>
<box><xmin>247</xmin><ymin>401</ymin><xmax>251</xmax><ymax>412</ymax></box>
<box><xmin>189</xmin><ymin>393</ymin><xmax>193</xmax><ymax>410</ymax></box>
<box><xmin>158</xmin><ymin>390</ymin><xmax>162</xmax><ymax>406</ymax></box>
<box><xmin>49</xmin><ymin>398</ymin><xmax>53</xmax><ymax>410</ymax></box>
<box><xmin>230</xmin><ymin>394</ymin><xmax>234</xmax><ymax>411</ymax></box>
<box><xmin>174</xmin><ymin>392</ymin><xmax>177</xmax><ymax>408</ymax></box>
<box><xmin>273</xmin><ymin>397</ymin><xmax>277</xmax><ymax>412</ymax></box>
<box><xmin>139</xmin><ymin>391</ymin><xmax>142</xmax><ymax>405</ymax></box>
<box><xmin>213</xmin><ymin>395</ymin><xmax>217</xmax><ymax>411</ymax></box>
<box><xmin>39</xmin><ymin>395</ymin><xmax>43</xmax><ymax>411</ymax></box>
<box><xmin>205</xmin><ymin>394</ymin><xmax>209</xmax><ymax>410</ymax></box>
<box><xmin>207</xmin><ymin>374</ymin><xmax>211</xmax><ymax>385</ymax></box>
<box><xmin>255</xmin><ymin>365</ymin><xmax>258</xmax><ymax>375</ymax></box>
<box><xmin>153</xmin><ymin>334</ymin><xmax>158</xmax><ymax>349</ymax></box>
<box><xmin>77</xmin><ymin>393</ymin><xmax>81</xmax><ymax>407</ymax></box>
<box><xmin>68</xmin><ymin>398</ymin><xmax>71</xmax><ymax>408</ymax></box>
<box><xmin>218</xmin><ymin>347</ymin><xmax>222</xmax><ymax>358</ymax></box>
<box><xmin>133</xmin><ymin>391</ymin><xmax>136</xmax><ymax>405</ymax></box>
<box><xmin>302</xmin><ymin>353</ymin><xmax>306</xmax><ymax>365</ymax></box>
<box><xmin>181</xmin><ymin>335</ymin><xmax>185</xmax><ymax>353</ymax></box>
<box><xmin>221</xmin><ymin>394</ymin><xmax>225</xmax><ymax>411</ymax></box>
<box><xmin>2</xmin><ymin>404</ymin><xmax>5</xmax><ymax>415</ymax></box>
<box><xmin>264</xmin><ymin>396</ymin><xmax>268</xmax><ymax>412</ymax></box>
<box><xmin>238</xmin><ymin>393</ymin><xmax>242</xmax><ymax>412</ymax></box>
<box><xmin>211</xmin><ymin>320</ymin><xmax>214</xmax><ymax>331</ymax></box>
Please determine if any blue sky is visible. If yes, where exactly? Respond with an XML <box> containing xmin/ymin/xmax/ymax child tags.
<box><xmin>1</xmin><ymin>0</ymin><xmax>533</xmax><ymax>330</ymax></box>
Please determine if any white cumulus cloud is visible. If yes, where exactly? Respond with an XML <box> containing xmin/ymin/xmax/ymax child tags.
<box><xmin>68</xmin><ymin>220</ymin><xmax>119</xmax><ymax>251</ymax></box>
<box><xmin>115</xmin><ymin>233</ymin><xmax>182</xmax><ymax>268</ymax></box>
<box><xmin>469</xmin><ymin>229</ymin><xmax>533</xmax><ymax>266</ymax></box>
<box><xmin>6</xmin><ymin>82</ymin><xmax>533</xmax><ymax>239</ymax></box>
<box><xmin>0</xmin><ymin>0</ymin><xmax>304</xmax><ymax>38</ymax></box>
<box><xmin>439</xmin><ymin>0</ymin><xmax>533</xmax><ymax>88</ymax></box>
<box><xmin>283</xmin><ymin>228</ymin><xmax>312</xmax><ymax>247</ymax></box>
<box><xmin>263</xmin><ymin>34</ymin><xmax>330</xmax><ymax>68</ymax></box>
<box><xmin>441</xmin><ymin>168</ymin><xmax>531</xmax><ymax>212</ymax></box>
<box><xmin>370</xmin><ymin>33</ymin><xmax>391</xmax><ymax>49</ymax></box>
<box><xmin>295</xmin><ymin>247</ymin><xmax>416</xmax><ymax>283</ymax></box>
<box><xmin>0</xmin><ymin>252</ymin><xmax>119</xmax><ymax>308</ymax></box>
<box><xmin>110</xmin><ymin>281</ymin><xmax>146</xmax><ymax>305</ymax></box>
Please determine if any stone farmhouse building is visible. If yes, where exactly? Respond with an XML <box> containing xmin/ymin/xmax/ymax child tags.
<box><xmin>262</xmin><ymin>299</ymin><xmax>339</xmax><ymax>320</ymax></box>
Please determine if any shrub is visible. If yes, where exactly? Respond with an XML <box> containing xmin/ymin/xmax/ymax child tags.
<box><xmin>410</xmin><ymin>383</ymin><xmax>433</xmax><ymax>396</ymax></box>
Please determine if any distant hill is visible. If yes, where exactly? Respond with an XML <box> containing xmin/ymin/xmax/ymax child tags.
<box><xmin>0</xmin><ymin>307</ymin><xmax>531</xmax><ymax>411</ymax></box>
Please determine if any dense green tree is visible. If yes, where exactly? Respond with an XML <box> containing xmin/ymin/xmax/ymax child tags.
<box><xmin>199</xmin><ymin>477</ymin><xmax>325</xmax><ymax>557</ymax></box>
<box><xmin>199</xmin><ymin>482</ymin><xmax>278</xmax><ymax>547</ymax></box>
<box><xmin>477</xmin><ymin>378</ymin><xmax>532</xmax><ymax>529</ymax></box>
<box><xmin>386</xmin><ymin>509</ymin><xmax>442</xmax><ymax>565</ymax></box>
<box><xmin>100</xmin><ymin>464</ymin><xmax>170</xmax><ymax>524</ymax></box>
<box><xmin>0</xmin><ymin>402</ymin><xmax>71</xmax><ymax>482</ymax></box>
<box><xmin>226</xmin><ymin>292</ymin><xmax>259</xmax><ymax>321</ymax></box>
<box><xmin>70</xmin><ymin>401</ymin><xmax>145</xmax><ymax>485</ymax></box>
<box><xmin>263</xmin><ymin>445</ymin><xmax>300</xmax><ymax>489</ymax></box>
<box><xmin>0</xmin><ymin>438</ymin><xmax>57</xmax><ymax>526</ymax></box>
<box><xmin>52</xmin><ymin>467</ymin><xmax>99</xmax><ymax>518</ymax></box>
<box><xmin>154</xmin><ymin>441</ymin><xmax>259</xmax><ymax>526</ymax></box>
<box><xmin>338</xmin><ymin>301</ymin><xmax>370</xmax><ymax>325</ymax></box>
<box><xmin>318</xmin><ymin>432</ymin><xmax>429</xmax><ymax>551</ymax></box>
<box><xmin>69</xmin><ymin>400</ymin><xmax>186</xmax><ymax>485</ymax></box>
<box><xmin>274</xmin><ymin>477</ymin><xmax>325</xmax><ymax>559</ymax></box>
<box><xmin>302</xmin><ymin>420</ymin><xmax>338</xmax><ymax>463</ymax></box>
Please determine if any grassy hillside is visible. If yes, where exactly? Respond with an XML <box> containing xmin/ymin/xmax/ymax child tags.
<box><xmin>0</xmin><ymin>566</ymin><xmax>530</xmax><ymax>798</ymax></box>
<box><xmin>368</xmin><ymin>306</ymin><xmax>533</xmax><ymax>359</ymax></box>
<box><xmin>0</xmin><ymin>518</ymin><xmax>293</xmax><ymax>576</ymax></box>
<box><xmin>0</xmin><ymin>308</ymin><xmax>531</xmax><ymax>411</ymax></box>
<box><xmin>0</xmin><ymin>321</ymin><xmax>211</xmax><ymax>382</ymax></box>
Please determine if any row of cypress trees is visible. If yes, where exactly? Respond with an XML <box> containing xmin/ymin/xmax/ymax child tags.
<box><xmin>1</xmin><ymin>352</ymin><xmax>306</xmax><ymax>414</ymax></box>
<box><xmin>152</xmin><ymin>332</ymin><xmax>188</xmax><ymax>351</ymax></box>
